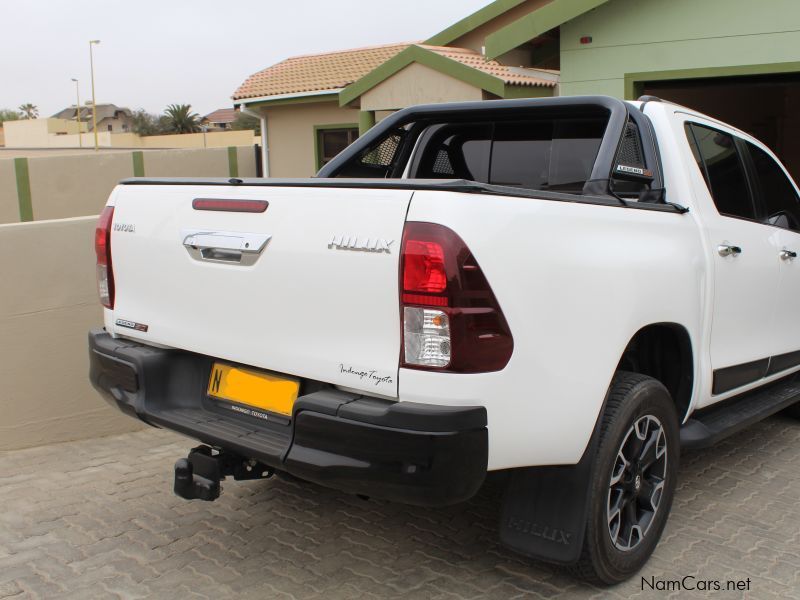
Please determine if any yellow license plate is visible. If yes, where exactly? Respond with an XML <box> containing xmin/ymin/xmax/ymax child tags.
<box><xmin>207</xmin><ymin>363</ymin><xmax>299</xmax><ymax>416</ymax></box>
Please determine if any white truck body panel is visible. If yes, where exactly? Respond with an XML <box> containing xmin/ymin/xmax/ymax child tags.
<box><xmin>106</xmin><ymin>184</ymin><xmax>412</xmax><ymax>397</ymax></box>
<box><xmin>402</xmin><ymin>189</ymin><xmax>705</xmax><ymax>468</ymax></box>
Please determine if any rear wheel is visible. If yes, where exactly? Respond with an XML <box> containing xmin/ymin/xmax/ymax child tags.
<box><xmin>573</xmin><ymin>372</ymin><xmax>680</xmax><ymax>584</ymax></box>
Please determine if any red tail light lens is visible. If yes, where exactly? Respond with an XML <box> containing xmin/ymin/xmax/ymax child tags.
<box><xmin>402</xmin><ymin>240</ymin><xmax>447</xmax><ymax>295</ymax></box>
<box><xmin>400</xmin><ymin>222</ymin><xmax>513</xmax><ymax>373</ymax></box>
<box><xmin>95</xmin><ymin>206</ymin><xmax>115</xmax><ymax>309</ymax></box>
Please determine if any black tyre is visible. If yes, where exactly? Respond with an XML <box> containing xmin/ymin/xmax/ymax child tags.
<box><xmin>572</xmin><ymin>371</ymin><xmax>680</xmax><ymax>584</ymax></box>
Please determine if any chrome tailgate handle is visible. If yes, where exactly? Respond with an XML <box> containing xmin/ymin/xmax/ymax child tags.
<box><xmin>182</xmin><ymin>230</ymin><xmax>271</xmax><ymax>265</ymax></box>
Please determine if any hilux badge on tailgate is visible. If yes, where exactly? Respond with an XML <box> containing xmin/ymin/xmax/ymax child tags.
<box><xmin>328</xmin><ymin>235</ymin><xmax>393</xmax><ymax>253</ymax></box>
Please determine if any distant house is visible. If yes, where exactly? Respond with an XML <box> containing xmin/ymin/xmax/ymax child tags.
<box><xmin>202</xmin><ymin>108</ymin><xmax>238</xmax><ymax>130</ymax></box>
<box><xmin>52</xmin><ymin>103</ymin><xmax>134</xmax><ymax>133</ymax></box>
<box><xmin>235</xmin><ymin>0</ymin><xmax>800</xmax><ymax>180</ymax></box>
<box><xmin>233</xmin><ymin>41</ymin><xmax>556</xmax><ymax>177</ymax></box>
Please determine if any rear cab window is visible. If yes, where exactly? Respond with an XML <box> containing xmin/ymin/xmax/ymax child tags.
<box><xmin>322</xmin><ymin>99</ymin><xmax>666</xmax><ymax>205</ymax></box>
<box><xmin>409</xmin><ymin>116</ymin><xmax>607</xmax><ymax>194</ymax></box>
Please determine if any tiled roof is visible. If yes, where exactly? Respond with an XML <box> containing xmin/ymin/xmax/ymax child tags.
<box><xmin>51</xmin><ymin>103</ymin><xmax>133</xmax><ymax>122</ymax></box>
<box><xmin>233</xmin><ymin>42</ymin><xmax>411</xmax><ymax>101</ymax></box>
<box><xmin>203</xmin><ymin>108</ymin><xmax>237</xmax><ymax>123</ymax></box>
<box><xmin>417</xmin><ymin>45</ymin><xmax>559</xmax><ymax>87</ymax></box>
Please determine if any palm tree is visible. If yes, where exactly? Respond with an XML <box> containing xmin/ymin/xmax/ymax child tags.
<box><xmin>18</xmin><ymin>103</ymin><xmax>38</xmax><ymax>119</ymax></box>
<box><xmin>163</xmin><ymin>104</ymin><xmax>200</xmax><ymax>134</ymax></box>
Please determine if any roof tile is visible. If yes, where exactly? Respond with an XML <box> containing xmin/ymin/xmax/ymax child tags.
<box><xmin>233</xmin><ymin>42</ymin><xmax>411</xmax><ymax>101</ymax></box>
<box><xmin>417</xmin><ymin>45</ymin><xmax>559</xmax><ymax>87</ymax></box>
<box><xmin>203</xmin><ymin>108</ymin><xmax>238</xmax><ymax>123</ymax></box>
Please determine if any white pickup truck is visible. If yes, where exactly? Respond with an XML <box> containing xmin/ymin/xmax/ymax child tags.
<box><xmin>89</xmin><ymin>95</ymin><xmax>800</xmax><ymax>583</ymax></box>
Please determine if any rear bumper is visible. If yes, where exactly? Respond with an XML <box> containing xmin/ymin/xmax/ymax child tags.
<box><xmin>89</xmin><ymin>329</ymin><xmax>488</xmax><ymax>506</ymax></box>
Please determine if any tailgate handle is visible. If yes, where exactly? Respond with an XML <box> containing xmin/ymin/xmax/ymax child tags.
<box><xmin>182</xmin><ymin>230</ymin><xmax>271</xmax><ymax>266</ymax></box>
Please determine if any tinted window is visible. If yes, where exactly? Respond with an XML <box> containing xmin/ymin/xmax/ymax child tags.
<box><xmin>414</xmin><ymin>123</ymin><xmax>492</xmax><ymax>180</ymax></box>
<box><xmin>686</xmin><ymin>123</ymin><xmax>755</xmax><ymax>220</ymax></box>
<box><xmin>413</xmin><ymin>116</ymin><xmax>606</xmax><ymax>193</ymax></box>
<box><xmin>746</xmin><ymin>142</ymin><xmax>800</xmax><ymax>231</ymax></box>
<box><xmin>318</xmin><ymin>128</ymin><xmax>358</xmax><ymax>169</ymax></box>
<box><xmin>490</xmin><ymin>121</ymin><xmax>553</xmax><ymax>189</ymax></box>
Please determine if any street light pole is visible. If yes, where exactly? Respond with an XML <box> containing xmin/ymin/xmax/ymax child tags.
<box><xmin>71</xmin><ymin>78</ymin><xmax>82</xmax><ymax>148</ymax></box>
<box><xmin>89</xmin><ymin>39</ymin><xmax>101</xmax><ymax>151</ymax></box>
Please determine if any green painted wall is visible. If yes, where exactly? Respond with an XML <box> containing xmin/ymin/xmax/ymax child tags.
<box><xmin>559</xmin><ymin>0</ymin><xmax>800</xmax><ymax>97</ymax></box>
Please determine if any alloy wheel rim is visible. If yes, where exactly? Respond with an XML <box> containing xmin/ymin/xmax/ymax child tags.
<box><xmin>607</xmin><ymin>414</ymin><xmax>668</xmax><ymax>552</ymax></box>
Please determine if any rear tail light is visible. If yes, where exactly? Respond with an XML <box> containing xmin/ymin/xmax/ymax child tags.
<box><xmin>95</xmin><ymin>206</ymin><xmax>115</xmax><ymax>309</ymax></box>
<box><xmin>400</xmin><ymin>222</ymin><xmax>513</xmax><ymax>372</ymax></box>
<box><xmin>403</xmin><ymin>307</ymin><xmax>451</xmax><ymax>367</ymax></box>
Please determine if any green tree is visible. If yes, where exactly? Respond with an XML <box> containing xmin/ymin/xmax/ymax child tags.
<box><xmin>163</xmin><ymin>104</ymin><xmax>200</xmax><ymax>134</ymax></box>
<box><xmin>232</xmin><ymin>111</ymin><xmax>260</xmax><ymax>135</ymax></box>
<box><xmin>131</xmin><ymin>109</ymin><xmax>167</xmax><ymax>136</ymax></box>
<box><xmin>0</xmin><ymin>109</ymin><xmax>20</xmax><ymax>123</ymax></box>
<box><xmin>18</xmin><ymin>103</ymin><xmax>38</xmax><ymax>119</ymax></box>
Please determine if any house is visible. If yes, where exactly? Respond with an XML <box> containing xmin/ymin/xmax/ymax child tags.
<box><xmin>202</xmin><ymin>108</ymin><xmax>238</xmax><ymax>130</ymax></box>
<box><xmin>234</xmin><ymin>43</ymin><xmax>411</xmax><ymax>177</ymax></box>
<box><xmin>52</xmin><ymin>103</ymin><xmax>134</xmax><ymax>133</ymax></box>
<box><xmin>235</xmin><ymin>0</ymin><xmax>800</xmax><ymax>179</ymax></box>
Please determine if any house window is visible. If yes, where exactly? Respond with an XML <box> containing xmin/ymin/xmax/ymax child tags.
<box><xmin>318</xmin><ymin>127</ymin><xmax>359</xmax><ymax>169</ymax></box>
<box><xmin>107</xmin><ymin>124</ymin><xmax>113</xmax><ymax>132</ymax></box>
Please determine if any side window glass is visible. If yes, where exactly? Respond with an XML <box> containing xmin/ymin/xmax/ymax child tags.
<box><xmin>746</xmin><ymin>142</ymin><xmax>800</xmax><ymax>232</ymax></box>
<box><xmin>686</xmin><ymin>123</ymin><xmax>755</xmax><ymax>220</ymax></box>
<box><xmin>414</xmin><ymin>123</ymin><xmax>492</xmax><ymax>181</ymax></box>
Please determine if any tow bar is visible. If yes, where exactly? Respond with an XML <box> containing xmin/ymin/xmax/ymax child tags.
<box><xmin>173</xmin><ymin>445</ymin><xmax>273</xmax><ymax>501</ymax></box>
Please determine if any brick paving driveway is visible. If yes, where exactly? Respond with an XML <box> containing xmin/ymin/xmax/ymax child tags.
<box><xmin>1</xmin><ymin>415</ymin><xmax>799</xmax><ymax>599</ymax></box>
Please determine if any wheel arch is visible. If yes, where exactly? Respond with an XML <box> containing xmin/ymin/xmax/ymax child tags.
<box><xmin>616</xmin><ymin>322</ymin><xmax>694</xmax><ymax>421</ymax></box>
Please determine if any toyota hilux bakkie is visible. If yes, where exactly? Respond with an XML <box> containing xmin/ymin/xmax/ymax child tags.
<box><xmin>89</xmin><ymin>96</ymin><xmax>800</xmax><ymax>583</ymax></box>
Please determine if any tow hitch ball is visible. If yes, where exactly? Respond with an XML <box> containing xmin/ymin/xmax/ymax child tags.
<box><xmin>173</xmin><ymin>445</ymin><xmax>273</xmax><ymax>501</ymax></box>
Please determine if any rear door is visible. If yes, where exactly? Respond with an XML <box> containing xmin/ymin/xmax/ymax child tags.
<box><xmin>684</xmin><ymin>120</ymin><xmax>780</xmax><ymax>400</ymax></box>
<box><xmin>108</xmin><ymin>183</ymin><xmax>412</xmax><ymax>397</ymax></box>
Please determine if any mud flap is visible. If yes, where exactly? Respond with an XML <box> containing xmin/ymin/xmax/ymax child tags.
<box><xmin>499</xmin><ymin>426</ymin><xmax>600</xmax><ymax>564</ymax></box>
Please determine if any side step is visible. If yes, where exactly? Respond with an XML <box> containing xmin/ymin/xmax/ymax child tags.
<box><xmin>681</xmin><ymin>374</ymin><xmax>800</xmax><ymax>449</ymax></box>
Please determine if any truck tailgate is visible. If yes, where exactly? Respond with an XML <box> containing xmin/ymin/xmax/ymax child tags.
<box><xmin>107</xmin><ymin>184</ymin><xmax>411</xmax><ymax>397</ymax></box>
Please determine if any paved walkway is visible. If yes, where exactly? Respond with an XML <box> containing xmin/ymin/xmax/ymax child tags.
<box><xmin>1</xmin><ymin>415</ymin><xmax>799</xmax><ymax>599</ymax></box>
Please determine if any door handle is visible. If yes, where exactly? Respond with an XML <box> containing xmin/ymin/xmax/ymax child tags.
<box><xmin>717</xmin><ymin>244</ymin><xmax>742</xmax><ymax>257</ymax></box>
<box><xmin>780</xmin><ymin>249</ymin><xmax>797</xmax><ymax>261</ymax></box>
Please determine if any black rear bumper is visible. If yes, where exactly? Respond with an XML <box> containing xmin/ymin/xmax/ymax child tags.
<box><xmin>89</xmin><ymin>329</ymin><xmax>488</xmax><ymax>506</ymax></box>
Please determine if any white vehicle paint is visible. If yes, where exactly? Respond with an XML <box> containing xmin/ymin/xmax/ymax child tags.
<box><xmin>106</xmin><ymin>185</ymin><xmax>412</xmax><ymax>398</ymax></box>
<box><xmin>100</xmin><ymin>98</ymin><xmax>800</xmax><ymax>470</ymax></box>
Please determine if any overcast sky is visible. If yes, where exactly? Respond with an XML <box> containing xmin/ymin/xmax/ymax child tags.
<box><xmin>1</xmin><ymin>0</ymin><xmax>491</xmax><ymax>118</ymax></box>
